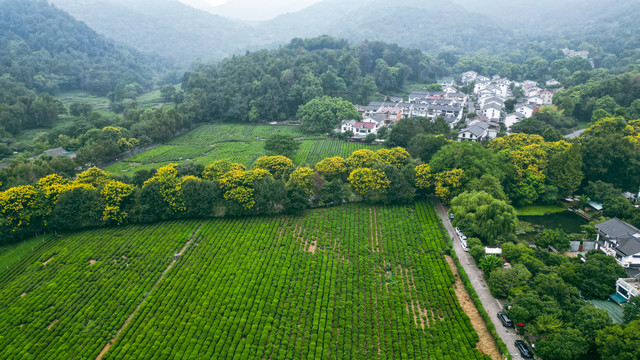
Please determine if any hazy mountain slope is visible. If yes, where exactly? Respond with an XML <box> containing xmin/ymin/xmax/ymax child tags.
<box><xmin>0</xmin><ymin>0</ymin><xmax>168</xmax><ymax>94</ymax></box>
<box><xmin>49</xmin><ymin>0</ymin><xmax>260</xmax><ymax>64</ymax></box>
<box><xmin>259</xmin><ymin>0</ymin><xmax>512</xmax><ymax>53</ymax></box>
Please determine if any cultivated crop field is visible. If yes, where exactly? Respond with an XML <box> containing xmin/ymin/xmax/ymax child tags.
<box><xmin>0</xmin><ymin>202</ymin><xmax>494</xmax><ymax>360</ymax></box>
<box><xmin>105</xmin><ymin>124</ymin><xmax>381</xmax><ymax>174</ymax></box>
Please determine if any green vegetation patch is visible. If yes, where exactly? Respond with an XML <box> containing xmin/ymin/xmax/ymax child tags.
<box><xmin>2</xmin><ymin>203</ymin><xmax>488</xmax><ymax>360</ymax></box>
<box><xmin>587</xmin><ymin>300</ymin><xmax>625</xmax><ymax>324</ymax></box>
<box><xmin>0</xmin><ymin>220</ymin><xmax>202</xmax><ymax>359</ymax></box>
<box><xmin>516</xmin><ymin>205</ymin><xmax>567</xmax><ymax>216</ymax></box>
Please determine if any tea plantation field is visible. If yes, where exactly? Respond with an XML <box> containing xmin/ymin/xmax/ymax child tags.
<box><xmin>0</xmin><ymin>202</ymin><xmax>492</xmax><ymax>360</ymax></box>
<box><xmin>105</xmin><ymin>124</ymin><xmax>381</xmax><ymax>175</ymax></box>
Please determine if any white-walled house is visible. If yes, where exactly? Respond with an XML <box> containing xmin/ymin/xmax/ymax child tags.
<box><xmin>505</xmin><ymin>112</ymin><xmax>526</xmax><ymax>130</ymax></box>
<box><xmin>457</xmin><ymin>120</ymin><xmax>497</xmax><ymax>142</ymax></box>
<box><xmin>481</xmin><ymin>103</ymin><xmax>502</xmax><ymax>120</ymax></box>
<box><xmin>615</xmin><ymin>278</ymin><xmax>640</xmax><ymax>303</ymax></box>
<box><xmin>595</xmin><ymin>218</ymin><xmax>640</xmax><ymax>268</ymax></box>
<box><xmin>341</xmin><ymin>119</ymin><xmax>383</xmax><ymax>137</ymax></box>
<box><xmin>515</xmin><ymin>103</ymin><xmax>536</xmax><ymax>118</ymax></box>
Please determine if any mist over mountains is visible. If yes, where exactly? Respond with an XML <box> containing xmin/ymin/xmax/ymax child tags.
<box><xmin>42</xmin><ymin>0</ymin><xmax>640</xmax><ymax>65</ymax></box>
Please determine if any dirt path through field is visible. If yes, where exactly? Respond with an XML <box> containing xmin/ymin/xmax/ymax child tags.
<box><xmin>445</xmin><ymin>256</ymin><xmax>501</xmax><ymax>360</ymax></box>
<box><xmin>96</xmin><ymin>221</ymin><xmax>205</xmax><ymax>360</ymax></box>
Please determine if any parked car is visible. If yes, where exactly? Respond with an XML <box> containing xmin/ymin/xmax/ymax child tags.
<box><xmin>449</xmin><ymin>212</ymin><xmax>454</xmax><ymax>220</ymax></box>
<box><xmin>497</xmin><ymin>312</ymin><xmax>513</xmax><ymax>327</ymax></box>
<box><xmin>515</xmin><ymin>340</ymin><xmax>533</xmax><ymax>358</ymax></box>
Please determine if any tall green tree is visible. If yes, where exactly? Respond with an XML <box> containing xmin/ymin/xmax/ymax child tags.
<box><xmin>451</xmin><ymin>191</ymin><xmax>518</xmax><ymax>244</ymax></box>
<box><xmin>297</xmin><ymin>96</ymin><xmax>360</xmax><ymax>133</ymax></box>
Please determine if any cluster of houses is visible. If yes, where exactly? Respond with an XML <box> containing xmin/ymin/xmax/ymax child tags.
<box><xmin>457</xmin><ymin>71</ymin><xmax>562</xmax><ymax>142</ymax></box>
<box><xmin>340</xmin><ymin>70</ymin><xmax>562</xmax><ymax>141</ymax></box>
<box><xmin>341</xmin><ymin>88</ymin><xmax>468</xmax><ymax>138</ymax></box>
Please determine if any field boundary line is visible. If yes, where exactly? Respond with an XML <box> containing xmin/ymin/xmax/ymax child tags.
<box><xmin>96</xmin><ymin>220</ymin><xmax>205</xmax><ymax>360</ymax></box>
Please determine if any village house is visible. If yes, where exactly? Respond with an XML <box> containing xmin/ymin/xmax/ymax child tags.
<box><xmin>614</xmin><ymin>277</ymin><xmax>640</xmax><ymax>304</ymax></box>
<box><xmin>595</xmin><ymin>218</ymin><xmax>640</xmax><ymax>269</ymax></box>
<box><xmin>457</xmin><ymin>120</ymin><xmax>498</xmax><ymax>142</ymax></box>
<box><xmin>515</xmin><ymin>103</ymin><xmax>536</xmax><ymax>118</ymax></box>
<box><xmin>461</xmin><ymin>71</ymin><xmax>478</xmax><ymax>84</ymax></box>
<box><xmin>504</xmin><ymin>112</ymin><xmax>526</xmax><ymax>130</ymax></box>
<box><xmin>481</xmin><ymin>103</ymin><xmax>502</xmax><ymax>120</ymax></box>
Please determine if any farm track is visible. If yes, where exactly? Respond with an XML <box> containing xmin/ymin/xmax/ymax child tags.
<box><xmin>96</xmin><ymin>221</ymin><xmax>205</xmax><ymax>360</ymax></box>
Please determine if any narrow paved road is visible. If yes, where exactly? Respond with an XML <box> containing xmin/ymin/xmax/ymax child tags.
<box><xmin>434</xmin><ymin>199</ymin><xmax>523</xmax><ymax>359</ymax></box>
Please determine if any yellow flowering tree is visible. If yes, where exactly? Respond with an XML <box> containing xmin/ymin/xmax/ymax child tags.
<box><xmin>434</xmin><ymin>169</ymin><xmax>465</xmax><ymax>204</ymax></box>
<box><xmin>218</xmin><ymin>169</ymin><xmax>271</xmax><ymax>210</ymax></box>
<box><xmin>377</xmin><ymin>147</ymin><xmax>410</xmax><ymax>168</ymax></box>
<box><xmin>144</xmin><ymin>164</ymin><xmax>185</xmax><ymax>212</ymax></box>
<box><xmin>223</xmin><ymin>187</ymin><xmax>255</xmax><ymax>210</ymax></box>
<box><xmin>315</xmin><ymin>156</ymin><xmax>348</xmax><ymax>181</ymax></box>
<box><xmin>414</xmin><ymin>164</ymin><xmax>433</xmax><ymax>191</ymax></box>
<box><xmin>75</xmin><ymin>167</ymin><xmax>111</xmax><ymax>187</ymax></box>
<box><xmin>101</xmin><ymin>181</ymin><xmax>135</xmax><ymax>224</ymax></box>
<box><xmin>346</xmin><ymin>149</ymin><xmax>381</xmax><ymax>170</ymax></box>
<box><xmin>0</xmin><ymin>185</ymin><xmax>41</xmax><ymax>233</ymax></box>
<box><xmin>202</xmin><ymin>159</ymin><xmax>247</xmax><ymax>181</ymax></box>
<box><xmin>253</xmin><ymin>156</ymin><xmax>294</xmax><ymax>179</ymax></box>
<box><xmin>489</xmin><ymin>133</ymin><xmax>544</xmax><ymax>152</ymax></box>
<box><xmin>287</xmin><ymin>167</ymin><xmax>316</xmax><ymax>194</ymax></box>
<box><xmin>348</xmin><ymin>168</ymin><xmax>390</xmax><ymax>200</ymax></box>
<box><xmin>624</xmin><ymin>119</ymin><xmax>640</xmax><ymax>148</ymax></box>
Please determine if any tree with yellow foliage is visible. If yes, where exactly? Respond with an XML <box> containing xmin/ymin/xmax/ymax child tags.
<box><xmin>314</xmin><ymin>156</ymin><xmax>348</xmax><ymax>181</ymax></box>
<box><xmin>434</xmin><ymin>169</ymin><xmax>465</xmax><ymax>204</ymax></box>
<box><xmin>346</xmin><ymin>149</ymin><xmax>381</xmax><ymax>170</ymax></box>
<box><xmin>202</xmin><ymin>159</ymin><xmax>247</xmax><ymax>181</ymax></box>
<box><xmin>348</xmin><ymin>168</ymin><xmax>390</xmax><ymax>201</ymax></box>
<box><xmin>101</xmin><ymin>181</ymin><xmax>135</xmax><ymax>224</ymax></box>
<box><xmin>414</xmin><ymin>164</ymin><xmax>433</xmax><ymax>191</ymax></box>
<box><xmin>144</xmin><ymin>164</ymin><xmax>185</xmax><ymax>213</ymax></box>
<box><xmin>75</xmin><ymin>167</ymin><xmax>111</xmax><ymax>187</ymax></box>
<box><xmin>287</xmin><ymin>167</ymin><xmax>316</xmax><ymax>194</ymax></box>
<box><xmin>489</xmin><ymin>133</ymin><xmax>545</xmax><ymax>152</ymax></box>
<box><xmin>0</xmin><ymin>185</ymin><xmax>41</xmax><ymax>234</ymax></box>
<box><xmin>377</xmin><ymin>147</ymin><xmax>410</xmax><ymax>168</ymax></box>
<box><xmin>253</xmin><ymin>156</ymin><xmax>294</xmax><ymax>179</ymax></box>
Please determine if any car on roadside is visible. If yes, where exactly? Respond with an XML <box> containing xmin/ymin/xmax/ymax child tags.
<box><xmin>515</xmin><ymin>340</ymin><xmax>533</xmax><ymax>358</ymax></box>
<box><xmin>497</xmin><ymin>312</ymin><xmax>513</xmax><ymax>327</ymax></box>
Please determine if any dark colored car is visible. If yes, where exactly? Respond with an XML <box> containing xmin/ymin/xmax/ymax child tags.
<box><xmin>497</xmin><ymin>312</ymin><xmax>513</xmax><ymax>327</ymax></box>
<box><xmin>515</xmin><ymin>340</ymin><xmax>533</xmax><ymax>358</ymax></box>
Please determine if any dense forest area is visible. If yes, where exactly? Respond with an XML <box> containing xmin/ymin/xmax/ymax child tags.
<box><xmin>0</xmin><ymin>0</ymin><xmax>168</xmax><ymax>95</ymax></box>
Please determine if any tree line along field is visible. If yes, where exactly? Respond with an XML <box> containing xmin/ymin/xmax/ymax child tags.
<box><xmin>0</xmin><ymin>201</ymin><xmax>494</xmax><ymax>360</ymax></box>
<box><xmin>104</xmin><ymin>124</ymin><xmax>381</xmax><ymax>175</ymax></box>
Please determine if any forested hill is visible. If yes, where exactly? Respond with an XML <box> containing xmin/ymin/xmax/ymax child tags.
<box><xmin>49</xmin><ymin>0</ymin><xmax>262</xmax><ymax>64</ymax></box>
<box><xmin>0</xmin><ymin>0</ymin><xmax>169</xmax><ymax>95</ymax></box>
<box><xmin>258</xmin><ymin>0</ymin><xmax>512</xmax><ymax>53</ymax></box>
<box><xmin>182</xmin><ymin>36</ymin><xmax>448</xmax><ymax>123</ymax></box>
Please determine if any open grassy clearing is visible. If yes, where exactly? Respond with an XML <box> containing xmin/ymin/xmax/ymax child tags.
<box><xmin>106</xmin><ymin>124</ymin><xmax>381</xmax><ymax>175</ymax></box>
<box><xmin>0</xmin><ymin>202</ymin><xmax>493</xmax><ymax>360</ymax></box>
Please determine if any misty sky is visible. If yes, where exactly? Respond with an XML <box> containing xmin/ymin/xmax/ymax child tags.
<box><xmin>178</xmin><ymin>0</ymin><xmax>323</xmax><ymax>21</ymax></box>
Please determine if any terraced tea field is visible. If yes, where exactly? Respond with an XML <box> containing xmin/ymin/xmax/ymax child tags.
<box><xmin>0</xmin><ymin>202</ymin><xmax>496</xmax><ymax>360</ymax></box>
<box><xmin>105</xmin><ymin>124</ymin><xmax>380</xmax><ymax>175</ymax></box>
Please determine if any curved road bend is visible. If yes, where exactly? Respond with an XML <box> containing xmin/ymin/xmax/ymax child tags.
<box><xmin>434</xmin><ymin>199</ymin><xmax>523</xmax><ymax>358</ymax></box>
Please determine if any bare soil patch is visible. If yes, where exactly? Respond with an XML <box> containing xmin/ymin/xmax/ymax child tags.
<box><xmin>445</xmin><ymin>256</ymin><xmax>501</xmax><ymax>360</ymax></box>
<box><xmin>46</xmin><ymin>319</ymin><xmax>58</xmax><ymax>330</ymax></box>
<box><xmin>89</xmin><ymin>260</ymin><xmax>97</xmax><ymax>266</ymax></box>
<box><xmin>20</xmin><ymin>292</ymin><xmax>27</xmax><ymax>297</ymax></box>
<box><xmin>307</xmin><ymin>242</ymin><xmax>317</xmax><ymax>254</ymax></box>
<box><xmin>42</xmin><ymin>256</ymin><xmax>54</xmax><ymax>266</ymax></box>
